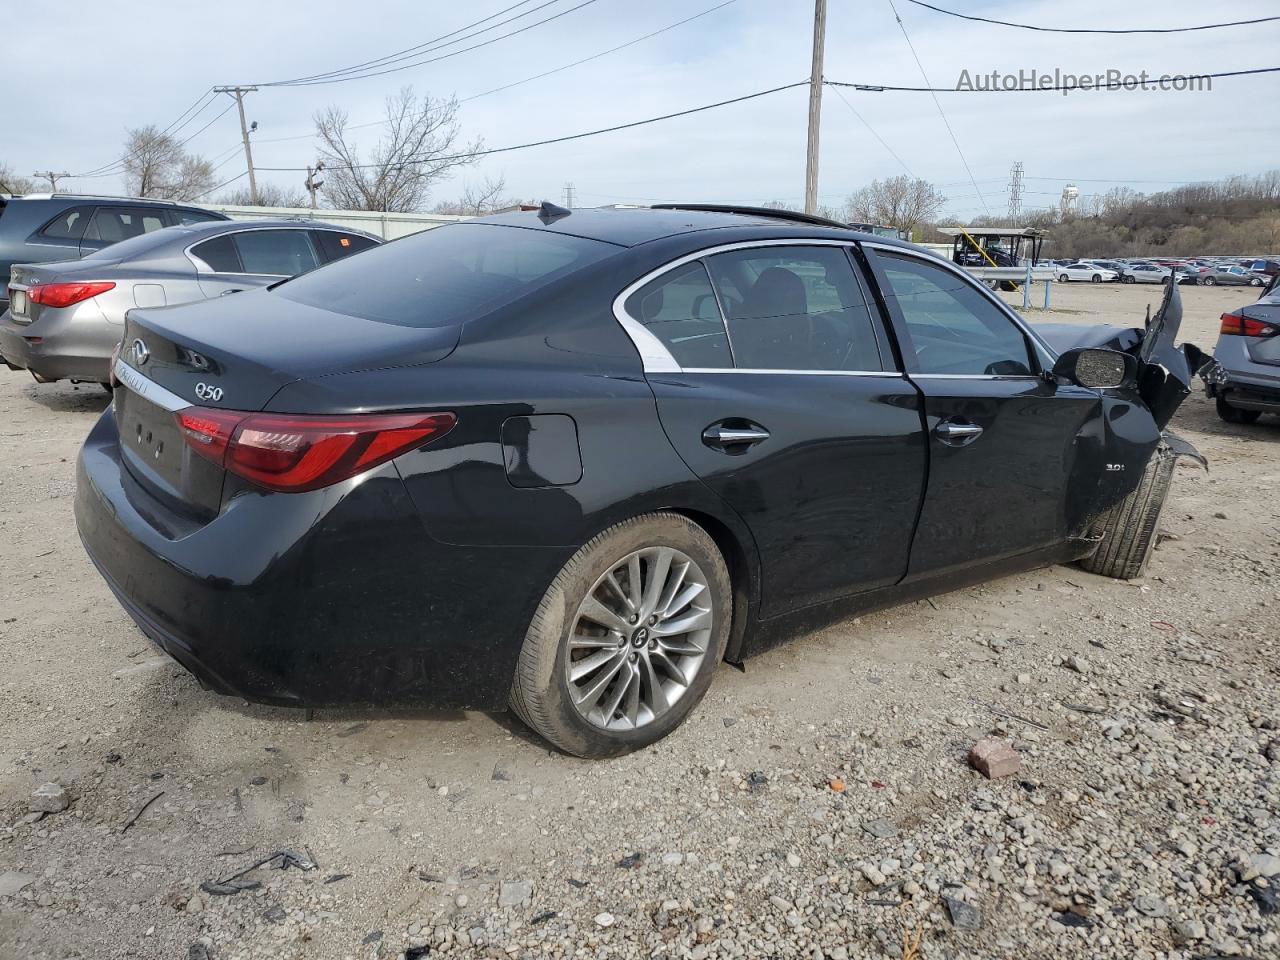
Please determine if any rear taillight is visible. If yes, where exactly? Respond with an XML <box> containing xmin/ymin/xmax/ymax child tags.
<box><xmin>1220</xmin><ymin>312</ymin><xmax>1278</xmax><ymax>338</ymax></box>
<box><xmin>177</xmin><ymin>408</ymin><xmax>455</xmax><ymax>493</ymax></box>
<box><xmin>27</xmin><ymin>281</ymin><xmax>116</xmax><ymax>308</ymax></box>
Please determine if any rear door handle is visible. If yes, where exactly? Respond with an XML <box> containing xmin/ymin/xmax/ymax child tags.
<box><xmin>934</xmin><ymin>420</ymin><xmax>984</xmax><ymax>443</ymax></box>
<box><xmin>702</xmin><ymin>423</ymin><xmax>770</xmax><ymax>451</ymax></box>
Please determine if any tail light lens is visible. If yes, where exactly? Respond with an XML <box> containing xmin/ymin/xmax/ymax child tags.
<box><xmin>27</xmin><ymin>281</ymin><xmax>116</xmax><ymax>308</ymax></box>
<box><xmin>1220</xmin><ymin>312</ymin><xmax>1278</xmax><ymax>338</ymax></box>
<box><xmin>177</xmin><ymin>408</ymin><xmax>455</xmax><ymax>493</ymax></box>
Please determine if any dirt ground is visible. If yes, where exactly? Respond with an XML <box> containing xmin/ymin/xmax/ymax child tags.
<box><xmin>0</xmin><ymin>281</ymin><xmax>1277</xmax><ymax>960</ymax></box>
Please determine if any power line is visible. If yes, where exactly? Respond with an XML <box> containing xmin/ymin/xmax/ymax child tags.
<box><xmin>193</xmin><ymin>170</ymin><xmax>248</xmax><ymax>201</ymax></box>
<box><xmin>258</xmin><ymin>0</ymin><xmax>545</xmax><ymax>86</ymax></box>
<box><xmin>255</xmin><ymin>81</ymin><xmax>808</xmax><ymax>171</ymax></box>
<box><xmin>461</xmin><ymin>0</ymin><xmax>738</xmax><ymax>101</ymax></box>
<box><xmin>884</xmin><ymin>0</ymin><xmax>990</xmax><ymax>215</ymax></box>
<box><xmin>828</xmin><ymin>84</ymin><xmax>914</xmax><ymax>177</ymax></box>
<box><xmin>261</xmin><ymin>0</ymin><xmax>605</xmax><ymax>87</ymax></box>
<box><xmin>903</xmin><ymin>1</ymin><xmax>1280</xmax><ymax>34</ymax></box>
<box><xmin>74</xmin><ymin>88</ymin><xmax>220</xmax><ymax>177</ymax></box>
<box><xmin>825</xmin><ymin>64</ymin><xmax>1280</xmax><ymax>93</ymax></box>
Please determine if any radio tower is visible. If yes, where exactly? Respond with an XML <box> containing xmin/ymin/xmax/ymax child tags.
<box><xmin>1007</xmin><ymin>161</ymin><xmax>1024</xmax><ymax>224</ymax></box>
<box><xmin>562</xmin><ymin>182</ymin><xmax>576</xmax><ymax>208</ymax></box>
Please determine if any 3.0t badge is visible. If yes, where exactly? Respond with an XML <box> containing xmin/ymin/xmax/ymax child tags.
<box><xmin>195</xmin><ymin>382</ymin><xmax>224</xmax><ymax>402</ymax></box>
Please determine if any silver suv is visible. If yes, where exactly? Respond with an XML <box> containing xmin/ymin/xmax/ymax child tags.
<box><xmin>1203</xmin><ymin>277</ymin><xmax>1280</xmax><ymax>423</ymax></box>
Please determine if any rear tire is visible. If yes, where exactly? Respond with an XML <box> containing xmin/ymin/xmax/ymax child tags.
<box><xmin>1059</xmin><ymin>273</ymin><xmax>1070</xmax><ymax>282</ymax></box>
<box><xmin>1202</xmin><ymin>276</ymin><xmax>1215</xmax><ymax>286</ymax></box>
<box><xmin>1078</xmin><ymin>444</ymin><xmax>1175</xmax><ymax>580</ymax></box>
<box><xmin>510</xmin><ymin>513</ymin><xmax>731</xmax><ymax>758</ymax></box>
<box><xmin>1250</xmin><ymin>277</ymin><xmax>1264</xmax><ymax>286</ymax></box>
<box><xmin>1091</xmin><ymin>274</ymin><xmax>1102</xmax><ymax>283</ymax></box>
<box><xmin>1216</xmin><ymin>395</ymin><xmax>1261</xmax><ymax>424</ymax></box>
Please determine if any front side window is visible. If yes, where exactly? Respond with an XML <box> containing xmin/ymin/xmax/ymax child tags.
<box><xmin>704</xmin><ymin>246</ymin><xmax>884</xmax><ymax>371</ymax></box>
<box><xmin>878</xmin><ymin>253</ymin><xmax>1034</xmax><ymax>376</ymax></box>
<box><xmin>84</xmin><ymin>207</ymin><xmax>168</xmax><ymax>244</ymax></box>
<box><xmin>625</xmin><ymin>261</ymin><xmax>730</xmax><ymax>368</ymax></box>
<box><xmin>233</xmin><ymin>230</ymin><xmax>319</xmax><ymax>276</ymax></box>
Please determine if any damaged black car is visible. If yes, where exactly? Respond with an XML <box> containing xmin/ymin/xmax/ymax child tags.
<box><xmin>75</xmin><ymin>204</ymin><xmax>1209</xmax><ymax>758</ymax></box>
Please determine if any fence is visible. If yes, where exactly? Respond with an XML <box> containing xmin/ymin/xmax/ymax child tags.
<box><xmin>203</xmin><ymin>204</ymin><xmax>470</xmax><ymax>240</ymax></box>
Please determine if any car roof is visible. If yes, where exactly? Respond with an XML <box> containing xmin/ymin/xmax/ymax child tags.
<box><xmin>474</xmin><ymin>206</ymin><xmax>878</xmax><ymax>248</ymax></box>
<box><xmin>171</xmin><ymin>218</ymin><xmax>381</xmax><ymax>241</ymax></box>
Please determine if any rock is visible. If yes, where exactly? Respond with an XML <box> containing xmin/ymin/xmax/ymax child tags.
<box><xmin>661</xmin><ymin>852</ymin><xmax>684</xmax><ymax>867</ymax></box>
<box><xmin>1016</xmin><ymin>673</ymin><xmax>1032</xmax><ymax>685</ymax></box>
<box><xmin>1173</xmin><ymin>918</ymin><xmax>1206</xmax><ymax>941</ymax></box>
<box><xmin>1265</xmin><ymin>740</ymin><xmax>1280</xmax><ymax>763</ymax></box>
<box><xmin>1249</xmin><ymin>883</ymin><xmax>1279</xmax><ymax>915</ymax></box>
<box><xmin>594</xmin><ymin>911</ymin><xmax>615</xmax><ymax>928</ymax></box>
<box><xmin>185</xmin><ymin>894</ymin><xmax>204</xmax><ymax>915</ymax></box>
<box><xmin>498</xmin><ymin>880</ymin><xmax>532</xmax><ymax>907</ymax></box>
<box><xmin>455</xmin><ymin>894</ymin><xmax>469</xmax><ymax>908</ymax></box>
<box><xmin>943</xmin><ymin>896</ymin><xmax>981</xmax><ymax>931</ymax></box>
<box><xmin>862</xmin><ymin>818</ymin><xmax>898</xmax><ymax>839</ymax></box>
<box><xmin>785</xmin><ymin>851</ymin><xmax>801</xmax><ymax>868</ymax></box>
<box><xmin>30</xmin><ymin>782</ymin><xmax>69</xmax><ymax>813</ymax></box>
<box><xmin>1238</xmin><ymin>853</ymin><xmax>1280</xmax><ymax>882</ymax></box>
<box><xmin>0</xmin><ymin>872</ymin><xmax>36</xmax><ymax>897</ymax></box>
<box><xmin>188</xmin><ymin>944</ymin><xmax>212</xmax><ymax>960</ymax></box>
<box><xmin>1133</xmin><ymin>895</ymin><xmax>1169</xmax><ymax>918</ymax></box>
<box><xmin>722</xmin><ymin>717</ymin><xmax>737</xmax><ymax>728</ymax></box>
<box><xmin>263</xmin><ymin>904</ymin><xmax>286</xmax><ymax>923</ymax></box>
<box><xmin>1065</xmin><ymin>655</ymin><xmax>1090</xmax><ymax>674</ymax></box>
<box><xmin>361</xmin><ymin>931</ymin><xmax>382</xmax><ymax>945</ymax></box>
<box><xmin>968</xmin><ymin>739</ymin><xmax>1021</xmax><ymax>780</ymax></box>
<box><xmin>1047</xmin><ymin>859</ymin><xmax>1071</xmax><ymax>879</ymax></box>
<box><xmin>491</xmin><ymin>762</ymin><xmax>512</xmax><ymax>782</ymax></box>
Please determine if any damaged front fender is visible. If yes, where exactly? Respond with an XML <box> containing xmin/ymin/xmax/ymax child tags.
<box><xmin>1137</xmin><ymin>279</ymin><xmax>1214</xmax><ymax>429</ymax></box>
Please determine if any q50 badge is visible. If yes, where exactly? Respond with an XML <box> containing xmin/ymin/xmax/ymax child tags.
<box><xmin>195</xmin><ymin>382</ymin><xmax>224</xmax><ymax>403</ymax></box>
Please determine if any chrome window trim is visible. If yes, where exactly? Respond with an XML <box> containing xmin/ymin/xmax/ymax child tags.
<box><xmin>611</xmin><ymin>238</ymin><xmax>888</xmax><ymax>376</ymax></box>
<box><xmin>862</xmin><ymin>241</ymin><xmax>1058</xmax><ymax>364</ymax></box>
<box><xmin>113</xmin><ymin>358</ymin><xmax>188</xmax><ymax>412</ymax></box>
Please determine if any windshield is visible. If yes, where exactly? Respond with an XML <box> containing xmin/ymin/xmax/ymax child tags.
<box><xmin>275</xmin><ymin>222</ymin><xmax>616</xmax><ymax>328</ymax></box>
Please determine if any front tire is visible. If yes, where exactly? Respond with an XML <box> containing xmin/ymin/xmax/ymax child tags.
<box><xmin>1250</xmin><ymin>277</ymin><xmax>1264</xmax><ymax>286</ymax></box>
<box><xmin>1059</xmin><ymin>273</ymin><xmax>1070</xmax><ymax>282</ymax></box>
<box><xmin>1216</xmin><ymin>395</ymin><xmax>1261</xmax><ymax>424</ymax></box>
<box><xmin>1078</xmin><ymin>444</ymin><xmax>1175</xmax><ymax>580</ymax></box>
<box><xmin>1201</xmin><ymin>276</ymin><xmax>1216</xmax><ymax>286</ymax></box>
<box><xmin>510</xmin><ymin>513</ymin><xmax>731</xmax><ymax>758</ymax></box>
<box><xmin>1091</xmin><ymin>274</ymin><xmax>1102</xmax><ymax>283</ymax></box>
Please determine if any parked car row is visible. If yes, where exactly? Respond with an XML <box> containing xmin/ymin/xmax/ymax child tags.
<box><xmin>0</xmin><ymin>193</ymin><xmax>380</xmax><ymax>386</ymax></box>
<box><xmin>1203</xmin><ymin>274</ymin><xmax>1280</xmax><ymax>424</ymax></box>
<box><xmin>1042</xmin><ymin>255</ymin><xmax>1275</xmax><ymax>286</ymax></box>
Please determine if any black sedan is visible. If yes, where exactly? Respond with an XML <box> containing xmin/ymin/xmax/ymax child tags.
<box><xmin>75</xmin><ymin>204</ymin><xmax>1206</xmax><ymax>757</ymax></box>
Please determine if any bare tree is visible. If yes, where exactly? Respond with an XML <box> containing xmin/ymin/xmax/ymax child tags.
<box><xmin>843</xmin><ymin>176</ymin><xmax>946</xmax><ymax>238</ymax></box>
<box><xmin>315</xmin><ymin>87</ymin><xmax>481</xmax><ymax>212</ymax></box>
<box><xmin>218</xmin><ymin>183</ymin><xmax>309</xmax><ymax>208</ymax></box>
<box><xmin>121</xmin><ymin>126</ymin><xmax>215</xmax><ymax>201</ymax></box>
<box><xmin>0</xmin><ymin>163</ymin><xmax>36</xmax><ymax>195</ymax></box>
<box><xmin>432</xmin><ymin>175</ymin><xmax>516</xmax><ymax>216</ymax></box>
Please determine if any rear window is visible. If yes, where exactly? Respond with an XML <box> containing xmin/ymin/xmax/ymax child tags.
<box><xmin>84</xmin><ymin>227</ymin><xmax>190</xmax><ymax>260</ymax></box>
<box><xmin>275</xmin><ymin>223</ymin><xmax>614</xmax><ymax>327</ymax></box>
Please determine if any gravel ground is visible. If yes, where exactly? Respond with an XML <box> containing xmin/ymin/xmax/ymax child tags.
<box><xmin>1</xmin><ymin>282</ymin><xmax>1277</xmax><ymax>960</ymax></box>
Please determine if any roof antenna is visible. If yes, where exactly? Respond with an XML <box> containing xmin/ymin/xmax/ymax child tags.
<box><xmin>537</xmin><ymin>200</ymin><xmax>571</xmax><ymax>224</ymax></box>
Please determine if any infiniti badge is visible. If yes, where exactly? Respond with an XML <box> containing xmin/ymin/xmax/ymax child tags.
<box><xmin>130</xmin><ymin>338</ymin><xmax>150</xmax><ymax>366</ymax></box>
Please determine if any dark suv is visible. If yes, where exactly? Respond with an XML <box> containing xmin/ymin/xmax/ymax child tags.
<box><xmin>0</xmin><ymin>194</ymin><xmax>227</xmax><ymax>308</ymax></box>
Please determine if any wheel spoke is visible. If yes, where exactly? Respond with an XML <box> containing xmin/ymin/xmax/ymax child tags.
<box><xmin>639</xmin><ymin>654</ymin><xmax>671</xmax><ymax>717</ymax></box>
<box><xmin>626</xmin><ymin>554</ymin><xmax>644</xmax><ymax>612</ymax></box>
<box><xmin>572</xmin><ymin>652</ymin><xmax>627</xmax><ymax>710</ymax></box>
<box><xmin>640</xmin><ymin>547</ymin><xmax>673</xmax><ymax>617</ymax></box>
<box><xmin>658</xmin><ymin>635</ymin><xmax>706</xmax><ymax>656</ymax></box>
<box><xmin>602</xmin><ymin>571</ymin><xmax>636</xmax><ymax>612</ymax></box>
<box><xmin>624</xmin><ymin>668</ymin><xmax>642</xmax><ymax>726</ymax></box>
<box><xmin>577</xmin><ymin>595</ymin><xmax>631</xmax><ymax>634</ymax></box>
<box><xmin>570</xmin><ymin>631</ymin><xmax>619</xmax><ymax>650</ymax></box>
<box><xmin>653</xmin><ymin>606</ymin><xmax>711</xmax><ymax>637</ymax></box>
<box><xmin>599</xmin><ymin>660</ymin><xmax>636</xmax><ymax>722</ymax></box>
<box><xmin>650</xmin><ymin>648</ymin><xmax>689</xmax><ymax>687</ymax></box>
<box><xmin>663</xmin><ymin>581</ymin><xmax>706</xmax><ymax>618</ymax></box>
<box><xmin>656</xmin><ymin>560</ymin><xmax>690</xmax><ymax>616</ymax></box>
<box><xmin>569</xmin><ymin>647</ymin><xmax>622</xmax><ymax>683</ymax></box>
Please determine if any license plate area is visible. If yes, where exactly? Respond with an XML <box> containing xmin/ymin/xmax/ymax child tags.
<box><xmin>10</xmin><ymin>288</ymin><xmax>29</xmax><ymax>320</ymax></box>
<box><xmin>115</xmin><ymin>384</ymin><xmax>225</xmax><ymax>518</ymax></box>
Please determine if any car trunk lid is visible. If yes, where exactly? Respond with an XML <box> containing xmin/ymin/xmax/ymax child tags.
<box><xmin>113</xmin><ymin>290</ymin><xmax>460</xmax><ymax>516</ymax></box>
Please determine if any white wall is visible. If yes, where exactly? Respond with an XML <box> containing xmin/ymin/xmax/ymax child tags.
<box><xmin>203</xmin><ymin>204</ymin><xmax>470</xmax><ymax>240</ymax></box>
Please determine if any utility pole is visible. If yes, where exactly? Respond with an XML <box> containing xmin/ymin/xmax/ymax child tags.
<box><xmin>305</xmin><ymin>162</ymin><xmax>324</xmax><ymax>209</ymax></box>
<box><xmin>32</xmin><ymin>171</ymin><xmax>72</xmax><ymax>192</ymax></box>
<box><xmin>1007</xmin><ymin>161</ymin><xmax>1024</xmax><ymax>224</ymax></box>
<box><xmin>562</xmin><ymin>182</ymin><xmax>575</xmax><ymax>208</ymax></box>
<box><xmin>215</xmin><ymin>86</ymin><xmax>259</xmax><ymax>205</ymax></box>
<box><xmin>804</xmin><ymin>0</ymin><xmax>827</xmax><ymax>215</ymax></box>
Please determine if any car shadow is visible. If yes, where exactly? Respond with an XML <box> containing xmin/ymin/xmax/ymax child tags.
<box><xmin>20</xmin><ymin>380</ymin><xmax>113</xmax><ymax>415</ymax></box>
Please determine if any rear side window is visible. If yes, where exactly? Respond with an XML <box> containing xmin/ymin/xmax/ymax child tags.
<box><xmin>625</xmin><ymin>262</ymin><xmax>731</xmax><ymax>369</ymax></box>
<box><xmin>173</xmin><ymin>208</ymin><xmax>224</xmax><ymax>226</ymax></box>
<box><xmin>233</xmin><ymin>230</ymin><xmax>319</xmax><ymax>276</ymax></box>
<box><xmin>276</xmin><ymin>223</ymin><xmax>615</xmax><ymax>327</ymax></box>
<box><xmin>40</xmin><ymin>206</ymin><xmax>92</xmax><ymax>240</ymax></box>
<box><xmin>190</xmin><ymin>234</ymin><xmax>242</xmax><ymax>272</ymax></box>
<box><xmin>84</xmin><ymin>207</ymin><xmax>168</xmax><ymax>244</ymax></box>
<box><xmin>704</xmin><ymin>246</ymin><xmax>884</xmax><ymax>371</ymax></box>
<box><xmin>313</xmin><ymin>230</ymin><xmax>379</xmax><ymax>262</ymax></box>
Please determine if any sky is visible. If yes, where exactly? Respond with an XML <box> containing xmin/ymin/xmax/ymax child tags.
<box><xmin>6</xmin><ymin>0</ymin><xmax>1279</xmax><ymax>220</ymax></box>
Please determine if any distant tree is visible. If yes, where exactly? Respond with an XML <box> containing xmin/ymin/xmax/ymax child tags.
<box><xmin>844</xmin><ymin>176</ymin><xmax>946</xmax><ymax>237</ymax></box>
<box><xmin>121</xmin><ymin>125</ymin><xmax>215</xmax><ymax>200</ymax></box>
<box><xmin>432</xmin><ymin>175</ymin><xmax>516</xmax><ymax>216</ymax></box>
<box><xmin>315</xmin><ymin>87</ymin><xmax>481</xmax><ymax>212</ymax></box>
<box><xmin>218</xmin><ymin>183</ymin><xmax>309</xmax><ymax>208</ymax></box>
<box><xmin>0</xmin><ymin>163</ymin><xmax>35</xmax><ymax>195</ymax></box>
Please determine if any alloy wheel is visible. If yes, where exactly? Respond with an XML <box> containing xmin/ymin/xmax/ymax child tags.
<box><xmin>564</xmin><ymin>546</ymin><xmax>713</xmax><ymax>731</ymax></box>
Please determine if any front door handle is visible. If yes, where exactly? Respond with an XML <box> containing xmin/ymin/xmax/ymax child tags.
<box><xmin>702</xmin><ymin>423</ymin><xmax>770</xmax><ymax>452</ymax></box>
<box><xmin>934</xmin><ymin>420</ymin><xmax>984</xmax><ymax>443</ymax></box>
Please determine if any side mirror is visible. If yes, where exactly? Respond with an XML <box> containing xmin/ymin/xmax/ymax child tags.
<box><xmin>1052</xmin><ymin>347</ymin><xmax>1136</xmax><ymax>390</ymax></box>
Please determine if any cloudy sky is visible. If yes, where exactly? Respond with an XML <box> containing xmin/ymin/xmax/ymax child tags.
<box><xmin>8</xmin><ymin>0</ymin><xmax>1278</xmax><ymax>219</ymax></box>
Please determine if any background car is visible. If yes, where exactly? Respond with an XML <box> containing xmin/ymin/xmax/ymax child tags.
<box><xmin>0</xmin><ymin>219</ymin><xmax>380</xmax><ymax>386</ymax></box>
<box><xmin>1242</xmin><ymin>258</ymin><xmax>1280</xmax><ymax>278</ymax></box>
<box><xmin>1173</xmin><ymin>265</ymin><xmax>1206</xmax><ymax>285</ymax></box>
<box><xmin>1198</xmin><ymin>265</ymin><xmax>1267</xmax><ymax>287</ymax></box>
<box><xmin>0</xmin><ymin>194</ymin><xmax>226</xmax><ymax>310</ymax></box>
<box><xmin>1057</xmin><ymin>262</ymin><xmax>1118</xmax><ymax>282</ymax></box>
<box><xmin>1203</xmin><ymin>279</ymin><xmax>1280</xmax><ymax>423</ymax></box>
<box><xmin>1123</xmin><ymin>263</ymin><xmax>1172</xmax><ymax>284</ymax></box>
<box><xmin>75</xmin><ymin>204</ymin><xmax>1205</xmax><ymax>758</ymax></box>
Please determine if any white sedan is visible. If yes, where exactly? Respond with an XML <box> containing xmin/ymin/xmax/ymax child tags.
<box><xmin>1056</xmin><ymin>262</ymin><xmax>1119</xmax><ymax>283</ymax></box>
